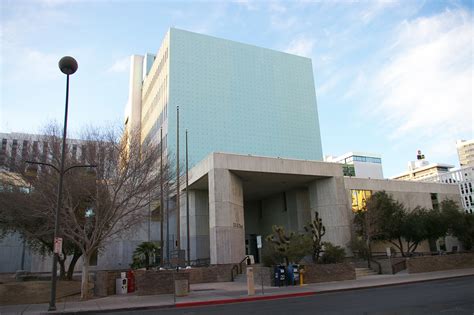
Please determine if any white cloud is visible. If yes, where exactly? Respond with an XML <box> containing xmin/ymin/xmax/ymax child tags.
<box><xmin>269</xmin><ymin>2</ymin><xmax>287</xmax><ymax>13</ymax></box>
<box><xmin>285</xmin><ymin>35</ymin><xmax>315</xmax><ymax>57</ymax></box>
<box><xmin>234</xmin><ymin>0</ymin><xmax>258</xmax><ymax>11</ymax></box>
<box><xmin>359</xmin><ymin>1</ymin><xmax>397</xmax><ymax>24</ymax></box>
<box><xmin>370</xmin><ymin>9</ymin><xmax>473</xmax><ymax>157</ymax></box>
<box><xmin>270</xmin><ymin>14</ymin><xmax>298</xmax><ymax>31</ymax></box>
<box><xmin>108</xmin><ymin>56</ymin><xmax>130</xmax><ymax>73</ymax></box>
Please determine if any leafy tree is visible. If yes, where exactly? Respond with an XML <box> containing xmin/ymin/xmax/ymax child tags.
<box><xmin>355</xmin><ymin>191</ymin><xmax>425</xmax><ymax>257</ymax></box>
<box><xmin>355</xmin><ymin>192</ymin><xmax>471</xmax><ymax>256</ymax></box>
<box><xmin>354</xmin><ymin>191</ymin><xmax>405</xmax><ymax>257</ymax></box>
<box><xmin>423</xmin><ymin>207</ymin><xmax>448</xmax><ymax>251</ymax></box>
<box><xmin>401</xmin><ymin>207</ymin><xmax>430</xmax><ymax>254</ymax></box>
<box><xmin>441</xmin><ymin>199</ymin><xmax>474</xmax><ymax>250</ymax></box>
<box><xmin>304</xmin><ymin>211</ymin><xmax>326</xmax><ymax>263</ymax></box>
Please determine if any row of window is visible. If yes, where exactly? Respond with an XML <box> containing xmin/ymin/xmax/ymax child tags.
<box><xmin>460</xmin><ymin>182</ymin><xmax>473</xmax><ymax>194</ymax></box>
<box><xmin>142</xmin><ymin>76</ymin><xmax>168</xmax><ymax>128</ymax></box>
<box><xmin>346</xmin><ymin>155</ymin><xmax>382</xmax><ymax>164</ymax></box>
<box><xmin>143</xmin><ymin>47</ymin><xmax>169</xmax><ymax>105</ymax></box>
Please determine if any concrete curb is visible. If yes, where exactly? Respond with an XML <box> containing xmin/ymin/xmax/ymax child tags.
<box><xmin>303</xmin><ymin>274</ymin><xmax>474</xmax><ymax>296</ymax></box>
<box><xmin>41</xmin><ymin>304</ymin><xmax>174</xmax><ymax>315</ymax></box>
<box><xmin>38</xmin><ymin>273</ymin><xmax>474</xmax><ymax>314</ymax></box>
<box><xmin>175</xmin><ymin>291</ymin><xmax>316</xmax><ymax>308</ymax></box>
<box><xmin>174</xmin><ymin>274</ymin><xmax>474</xmax><ymax>309</ymax></box>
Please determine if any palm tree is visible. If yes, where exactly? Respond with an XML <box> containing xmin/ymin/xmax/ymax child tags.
<box><xmin>132</xmin><ymin>242</ymin><xmax>160</xmax><ymax>270</ymax></box>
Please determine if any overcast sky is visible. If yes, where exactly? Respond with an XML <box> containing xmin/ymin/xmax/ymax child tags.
<box><xmin>1</xmin><ymin>0</ymin><xmax>473</xmax><ymax>177</ymax></box>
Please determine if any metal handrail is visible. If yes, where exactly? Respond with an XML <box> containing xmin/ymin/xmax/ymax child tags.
<box><xmin>238</xmin><ymin>255</ymin><xmax>250</xmax><ymax>274</ymax></box>
<box><xmin>368</xmin><ymin>258</ymin><xmax>382</xmax><ymax>274</ymax></box>
<box><xmin>231</xmin><ymin>264</ymin><xmax>239</xmax><ymax>282</ymax></box>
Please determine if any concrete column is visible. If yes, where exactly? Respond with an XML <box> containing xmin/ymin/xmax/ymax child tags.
<box><xmin>308</xmin><ymin>177</ymin><xmax>352</xmax><ymax>251</ymax></box>
<box><xmin>180</xmin><ymin>190</ymin><xmax>210</xmax><ymax>261</ymax></box>
<box><xmin>208</xmin><ymin>169</ymin><xmax>245</xmax><ymax>264</ymax></box>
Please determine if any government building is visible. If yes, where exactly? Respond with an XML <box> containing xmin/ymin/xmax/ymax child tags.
<box><xmin>0</xmin><ymin>29</ymin><xmax>463</xmax><ymax>273</ymax></box>
<box><xmin>123</xmin><ymin>28</ymin><xmax>462</xmax><ymax>266</ymax></box>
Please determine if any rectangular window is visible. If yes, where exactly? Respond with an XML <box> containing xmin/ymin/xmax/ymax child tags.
<box><xmin>431</xmin><ymin>193</ymin><xmax>439</xmax><ymax>210</ymax></box>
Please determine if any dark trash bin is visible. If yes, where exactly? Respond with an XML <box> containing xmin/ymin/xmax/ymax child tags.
<box><xmin>273</xmin><ymin>265</ymin><xmax>286</xmax><ymax>286</ymax></box>
<box><xmin>287</xmin><ymin>264</ymin><xmax>299</xmax><ymax>285</ymax></box>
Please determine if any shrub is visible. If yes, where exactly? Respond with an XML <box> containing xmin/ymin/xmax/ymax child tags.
<box><xmin>264</xmin><ymin>226</ymin><xmax>312</xmax><ymax>266</ymax></box>
<box><xmin>349</xmin><ymin>236</ymin><xmax>370</xmax><ymax>259</ymax></box>
<box><xmin>321</xmin><ymin>242</ymin><xmax>346</xmax><ymax>264</ymax></box>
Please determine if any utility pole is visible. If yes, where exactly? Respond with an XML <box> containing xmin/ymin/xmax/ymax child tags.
<box><xmin>166</xmin><ymin>183</ymin><xmax>170</xmax><ymax>266</ymax></box>
<box><xmin>176</xmin><ymin>106</ymin><xmax>181</xmax><ymax>251</ymax></box>
<box><xmin>160</xmin><ymin>127</ymin><xmax>164</xmax><ymax>266</ymax></box>
<box><xmin>186</xmin><ymin>129</ymin><xmax>190</xmax><ymax>266</ymax></box>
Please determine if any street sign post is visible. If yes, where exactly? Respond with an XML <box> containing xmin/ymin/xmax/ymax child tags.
<box><xmin>54</xmin><ymin>237</ymin><xmax>63</xmax><ymax>254</ymax></box>
<box><xmin>256</xmin><ymin>235</ymin><xmax>263</xmax><ymax>295</ymax></box>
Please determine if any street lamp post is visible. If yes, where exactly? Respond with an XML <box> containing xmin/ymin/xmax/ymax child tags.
<box><xmin>50</xmin><ymin>56</ymin><xmax>78</xmax><ymax>311</ymax></box>
<box><xmin>25</xmin><ymin>56</ymin><xmax>95</xmax><ymax>311</ymax></box>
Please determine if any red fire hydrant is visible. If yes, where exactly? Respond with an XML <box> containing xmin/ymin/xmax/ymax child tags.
<box><xmin>126</xmin><ymin>270</ymin><xmax>135</xmax><ymax>293</ymax></box>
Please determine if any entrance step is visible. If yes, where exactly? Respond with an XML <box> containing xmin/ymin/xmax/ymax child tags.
<box><xmin>355</xmin><ymin>267</ymin><xmax>379</xmax><ymax>278</ymax></box>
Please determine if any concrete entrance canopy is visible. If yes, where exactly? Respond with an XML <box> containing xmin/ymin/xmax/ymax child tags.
<box><xmin>180</xmin><ymin>152</ymin><xmax>462</xmax><ymax>265</ymax></box>
<box><xmin>181</xmin><ymin>153</ymin><xmax>344</xmax><ymax>265</ymax></box>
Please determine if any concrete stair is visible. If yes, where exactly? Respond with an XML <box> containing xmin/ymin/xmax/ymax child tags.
<box><xmin>355</xmin><ymin>267</ymin><xmax>379</xmax><ymax>278</ymax></box>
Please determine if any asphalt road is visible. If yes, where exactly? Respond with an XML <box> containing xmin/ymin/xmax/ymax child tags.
<box><xmin>106</xmin><ymin>276</ymin><xmax>474</xmax><ymax>315</ymax></box>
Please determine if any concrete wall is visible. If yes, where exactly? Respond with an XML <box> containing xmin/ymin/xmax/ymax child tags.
<box><xmin>407</xmin><ymin>253</ymin><xmax>474</xmax><ymax>273</ymax></box>
<box><xmin>135</xmin><ymin>270</ymin><xmax>190</xmax><ymax>295</ymax></box>
<box><xmin>344</xmin><ymin>178</ymin><xmax>461</xmax><ymax>206</ymax></box>
<box><xmin>245</xmin><ymin>188</ymin><xmax>312</xmax><ymax>239</ymax></box>
<box><xmin>261</xmin><ymin>193</ymin><xmax>287</xmax><ymax>236</ymax></box>
<box><xmin>244</xmin><ymin>200</ymin><xmax>262</xmax><ymax>236</ymax></box>
<box><xmin>302</xmin><ymin>263</ymin><xmax>355</xmax><ymax>283</ymax></box>
<box><xmin>353</xmin><ymin>161</ymin><xmax>384</xmax><ymax>179</ymax></box>
<box><xmin>0</xmin><ymin>233</ymin><xmax>31</xmax><ymax>273</ymax></box>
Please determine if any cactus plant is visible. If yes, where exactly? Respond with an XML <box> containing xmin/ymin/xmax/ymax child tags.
<box><xmin>304</xmin><ymin>211</ymin><xmax>326</xmax><ymax>263</ymax></box>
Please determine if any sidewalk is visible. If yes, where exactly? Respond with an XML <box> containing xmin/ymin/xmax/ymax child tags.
<box><xmin>1</xmin><ymin>268</ymin><xmax>473</xmax><ymax>315</ymax></box>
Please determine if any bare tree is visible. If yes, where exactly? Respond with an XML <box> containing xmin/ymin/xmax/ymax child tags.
<box><xmin>61</xmin><ymin>126</ymin><xmax>172</xmax><ymax>298</ymax></box>
<box><xmin>1</xmin><ymin>124</ymin><xmax>173</xmax><ymax>299</ymax></box>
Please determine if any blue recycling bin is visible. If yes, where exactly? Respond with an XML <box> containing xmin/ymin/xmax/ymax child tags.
<box><xmin>287</xmin><ymin>264</ymin><xmax>299</xmax><ymax>285</ymax></box>
<box><xmin>273</xmin><ymin>265</ymin><xmax>286</xmax><ymax>286</ymax></box>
